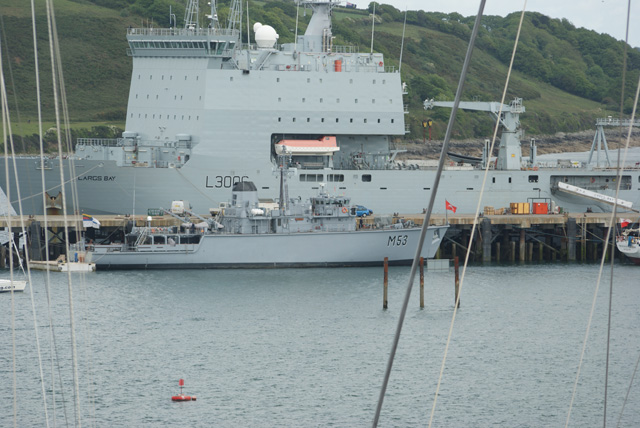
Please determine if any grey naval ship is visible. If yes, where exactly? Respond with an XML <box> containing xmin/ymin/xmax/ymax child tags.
<box><xmin>3</xmin><ymin>0</ymin><xmax>640</xmax><ymax>216</ymax></box>
<box><xmin>87</xmin><ymin>158</ymin><xmax>448</xmax><ymax>269</ymax></box>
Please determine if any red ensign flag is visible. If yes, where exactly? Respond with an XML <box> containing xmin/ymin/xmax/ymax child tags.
<box><xmin>445</xmin><ymin>200</ymin><xmax>457</xmax><ymax>213</ymax></box>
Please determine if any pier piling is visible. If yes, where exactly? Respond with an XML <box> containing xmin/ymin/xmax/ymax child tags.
<box><xmin>383</xmin><ymin>257</ymin><xmax>388</xmax><ymax>310</ymax></box>
<box><xmin>454</xmin><ymin>256</ymin><xmax>460</xmax><ymax>308</ymax></box>
<box><xmin>567</xmin><ymin>217</ymin><xmax>577</xmax><ymax>261</ymax></box>
<box><xmin>482</xmin><ymin>218</ymin><xmax>492</xmax><ymax>263</ymax></box>
<box><xmin>419</xmin><ymin>257</ymin><xmax>424</xmax><ymax>309</ymax></box>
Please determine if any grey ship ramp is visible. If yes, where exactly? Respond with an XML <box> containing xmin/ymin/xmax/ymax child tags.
<box><xmin>556</xmin><ymin>182</ymin><xmax>638</xmax><ymax>212</ymax></box>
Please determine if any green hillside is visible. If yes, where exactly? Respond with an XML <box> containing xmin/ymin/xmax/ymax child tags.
<box><xmin>2</xmin><ymin>0</ymin><xmax>639</xmax><ymax>148</ymax></box>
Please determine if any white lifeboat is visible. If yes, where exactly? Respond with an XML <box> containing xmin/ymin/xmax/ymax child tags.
<box><xmin>275</xmin><ymin>136</ymin><xmax>339</xmax><ymax>156</ymax></box>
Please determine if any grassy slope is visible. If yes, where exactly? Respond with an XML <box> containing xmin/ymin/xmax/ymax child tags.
<box><xmin>2</xmin><ymin>0</ymin><xmax>135</xmax><ymax>123</ymax></box>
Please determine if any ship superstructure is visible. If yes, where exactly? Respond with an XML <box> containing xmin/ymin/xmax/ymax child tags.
<box><xmin>2</xmin><ymin>0</ymin><xmax>639</xmax><ymax>215</ymax></box>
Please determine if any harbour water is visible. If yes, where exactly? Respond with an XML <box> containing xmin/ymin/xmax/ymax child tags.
<box><xmin>1</xmin><ymin>263</ymin><xmax>639</xmax><ymax>427</ymax></box>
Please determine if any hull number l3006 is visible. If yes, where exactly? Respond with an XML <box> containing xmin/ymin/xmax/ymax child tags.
<box><xmin>206</xmin><ymin>175</ymin><xmax>249</xmax><ymax>188</ymax></box>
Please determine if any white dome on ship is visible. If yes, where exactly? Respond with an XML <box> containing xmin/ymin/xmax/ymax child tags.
<box><xmin>253</xmin><ymin>22</ymin><xmax>279</xmax><ymax>48</ymax></box>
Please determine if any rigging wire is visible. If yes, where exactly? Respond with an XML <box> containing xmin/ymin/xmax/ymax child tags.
<box><xmin>565</xmin><ymin>74</ymin><xmax>640</xmax><ymax>428</ymax></box>
<box><xmin>617</xmin><ymin>350</ymin><xmax>640</xmax><ymax>427</ymax></box>
<box><xmin>31</xmin><ymin>0</ymin><xmax>71</xmax><ymax>424</ymax></box>
<box><xmin>606</xmin><ymin>2</ymin><xmax>632</xmax><ymax>425</ymax></box>
<box><xmin>427</xmin><ymin>3</ymin><xmax>528</xmax><ymax>427</ymax></box>
<box><xmin>565</xmin><ymin>0</ymin><xmax>638</xmax><ymax>425</ymax></box>
<box><xmin>372</xmin><ymin>1</ymin><xmax>486</xmax><ymax>426</ymax></box>
<box><xmin>44</xmin><ymin>0</ymin><xmax>83</xmax><ymax>425</ymax></box>
<box><xmin>1</xmin><ymin>39</ymin><xmax>19</xmax><ymax>428</ymax></box>
<box><xmin>1</xmin><ymin>30</ymin><xmax>53</xmax><ymax>428</ymax></box>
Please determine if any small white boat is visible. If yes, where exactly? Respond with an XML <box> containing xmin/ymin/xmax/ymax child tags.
<box><xmin>28</xmin><ymin>260</ymin><xmax>96</xmax><ymax>272</ymax></box>
<box><xmin>29</xmin><ymin>254</ymin><xmax>96</xmax><ymax>272</ymax></box>
<box><xmin>0</xmin><ymin>279</ymin><xmax>27</xmax><ymax>293</ymax></box>
<box><xmin>617</xmin><ymin>228</ymin><xmax>640</xmax><ymax>265</ymax></box>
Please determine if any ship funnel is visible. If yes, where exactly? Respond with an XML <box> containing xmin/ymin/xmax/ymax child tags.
<box><xmin>231</xmin><ymin>181</ymin><xmax>260</xmax><ymax>210</ymax></box>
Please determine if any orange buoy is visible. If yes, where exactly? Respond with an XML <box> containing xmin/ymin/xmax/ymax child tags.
<box><xmin>172</xmin><ymin>394</ymin><xmax>193</xmax><ymax>402</ymax></box>
<box><xmin>172</xmin><ymin>379</ymin><xmax>196</xmax><ymax>402</ymax></box>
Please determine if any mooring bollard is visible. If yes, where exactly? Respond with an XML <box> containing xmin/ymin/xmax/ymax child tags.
<box><xmin>454</xmin><ymin>256</ymin><xmax>460</xmax><ymax>308</ymax></box>
<box><xmin>383</xmin><ymin>257</ymin><xmax>388</xmax><ymax>309</ymax></box>
<box><xmin>419</xmin><ymin>257</ymin><xmax>424</xmax><ymax>309</ymax></box>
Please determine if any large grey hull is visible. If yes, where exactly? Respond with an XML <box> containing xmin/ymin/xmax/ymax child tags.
<box><xmin>3</xmin><ymin>156</ymin><xmax>639</xmax><ymax>215</ymax></box>
<box><xmin>90</xmin><ymin>226</ymin><xmax>447</xmax><ymax>269</ymax></box>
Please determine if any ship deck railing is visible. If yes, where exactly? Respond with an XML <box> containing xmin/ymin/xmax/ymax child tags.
<box><xmin>127</xmin><ymin>27</ymin><xmax>239</xmax><ymax>37</ymax></box>
<box><xmin>76</xmin><ymin>138</ymin><xmax>120</xmax><ymax>147</ymax></box>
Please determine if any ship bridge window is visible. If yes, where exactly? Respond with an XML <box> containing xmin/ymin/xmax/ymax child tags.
<box><xmin>328</xmin><ymin>174</ymin><xmax>344</xmax><ymax>182</ymax></box>
<box><xmin>153</xmin><ymin>236</ymin><xmax>165</xmax><ymax>245</ymax></box>
<box><xmin>509</xmin><ymin>177</ymin><xmax>512</xmax><ymax>183</ymax></box>
<box><xmin>350</xmin><ymin>119</ymin><xmax>353</xmax><ymax>123</ymax></box>
<box><xmin>300</xmin><ymin>174</ymin><xmax>324</xmax><ymax>182</ymax></box>
<box><xmin>320</xmin><ymin>98</ymin><xmax>323</xmax><ymax>103</ymax></box>
<box><xmin>361</xmin><ymin>174</ymin><xmax>372</xmax><ymax>182</ymax></box>
<box><xmin>529</xmin><ymin>175</ymin><xmax>539</xmax><ymax>183</ymax></box>
<box><xmin>391</xmin><ymin>119</ymin><xmax>395</xmax><ymax>123</ymax></box>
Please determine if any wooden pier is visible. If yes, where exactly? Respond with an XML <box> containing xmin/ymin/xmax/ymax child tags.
<box><xmin>363</xmin><ymin>212</ymin><xmax>632</xmax><ymax>263</ymax></box>
<box><xmin>0</xmin><ymin>212</ymin><xmax>634</xmax><ymax>266</ymax></box>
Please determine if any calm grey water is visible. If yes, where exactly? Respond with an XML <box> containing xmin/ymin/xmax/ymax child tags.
<box><xmin>1</xmin><ymin>263</ymin><xmax>639</xmax><ymax>427</ymax></box>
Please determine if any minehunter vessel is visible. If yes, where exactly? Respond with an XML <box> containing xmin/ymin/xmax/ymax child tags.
<box><xmin>2</xmin><ymin>0</ymin><xmax>639</xmax><ymax>216</ymax></box>
<box><xmin>87</xmin><ymin>157</ymin><xmax>448</xmax><ymax>269</ymax></box>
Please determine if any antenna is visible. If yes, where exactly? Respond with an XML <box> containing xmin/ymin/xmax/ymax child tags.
<box><xmin>370</xmin><ymin>2</ymin><xmax>376</xmax><ymax>54</ymax></box>
<box><xmin>184</xmin><ymin>0</ymin><xmax>199</xmax><ymax>29</ymax></box>
<box><xmin>206</xmin><ymin>1</ymin><xmax>219</xmax><ymax>30</ymax></box>
<box><xmin>227</xmin><ymin>0</ymin><xmax>242</xmax><ymax>34</ymax></box>
<box><xmin>399</xmin><ymin>8</ymin><xmax>407</xmax><ymax>73</ymax></box>
<box><xmin>294</xmin><ymin>1</ymin><xmax>299</xmax><ymax>52</ymax></box>
<box><xmin>169</xmin><ymin>5</ymin><xmax>176</xmax><ymax>28</ymax></box>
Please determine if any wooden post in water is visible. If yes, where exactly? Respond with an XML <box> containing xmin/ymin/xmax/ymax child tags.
<box><xmin>383</xmin><ymin>257</ymin><xmax>388</xmax><ymax>310</ymax></box>
<box><xmin>419</xmin><ymin>257</ymin><xmax>424</xmax><ymax>309</ymax></box>
<box><xmin>527</xmin><ymin>242</ymin><xmax>533</xmax><ymax>262</ymax></box>
<box><xmin>454</xmin><ymin>256</ymin><xmax>460</xmax><ymax>308</ymax></box>
<box><xmin>452</xmin><ymin>242</ymin><xmax>457</xmax><ymax>259</ymax></box>
<box><xmin>496</xmin><ymin>242</ymin><xmax>501</xmax><ymax>263</ymax></box>
<box><xmin>519</xmin><ymin>229</ymin><xmax>526</xmax><ymax>263</ymax></box>
<box><xmin>0</xmin><ymin>246</ymin><xmax>5</xmax><ymax>269</ymax></box>
<box><xmin>510</xmin><ymin>241</ymin><xmax>516</xmax><ymax>263</ymax></box>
